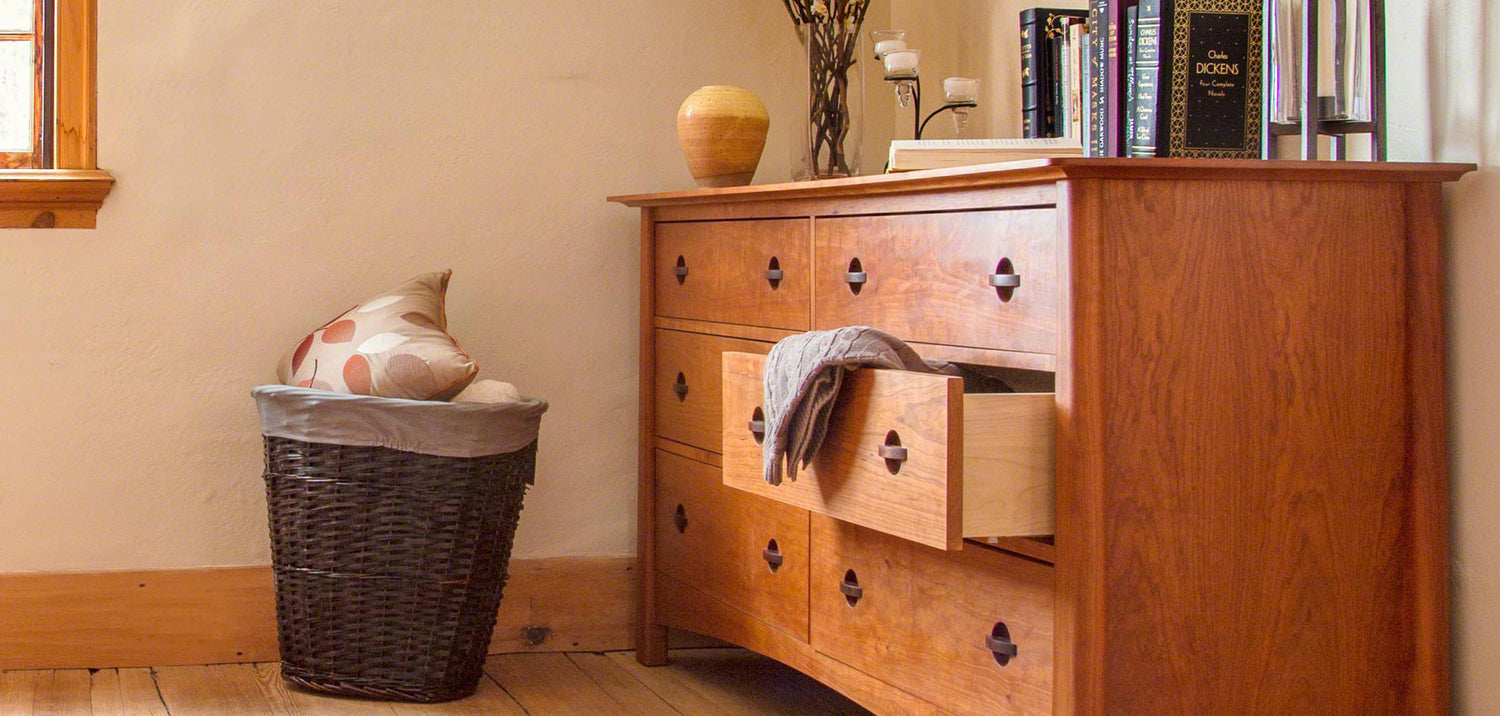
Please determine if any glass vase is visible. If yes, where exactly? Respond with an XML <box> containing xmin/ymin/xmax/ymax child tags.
<box><xmin>1268</xmin><ymin>0</ymin><xmax>1302</xmax><ymax>123</ymax></box>
<box><xmin>795</xmin><ymin>17</ymin><xmax>865</xmax><ymax>181</ymax></box>
<box><xmin>1331</xmin><ymin>0</ymin><xmax>1372</xmax><ymax>121</ymax></box>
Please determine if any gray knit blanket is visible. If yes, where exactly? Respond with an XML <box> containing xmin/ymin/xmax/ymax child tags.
<box><xmin>762</xmin><ymin>327</ymin><xmax>954</xmax><ymax>485</ymax></box>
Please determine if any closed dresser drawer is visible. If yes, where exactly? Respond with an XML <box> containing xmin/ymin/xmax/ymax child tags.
<box><xmin>655</xmin><ymin>219</ymin><xmax>811</xmax><ymax>330</ymax></box>
<box><xmin>654</xmin><ymin>449</ymin><xmax>810</xmax><ymax>641</ymax></box>
<box><xmin>722</xmin><ymin>351</ymin><xmax>1055</xmax><ymax>551</ymax></box>
<box><xmin>655</xmin><ymin>330</ymin><xmax>770</xmax><ymax>452</ymax></box>
<box><xmin>810</xmin><ymin>515</ymin><xmax>1054</xmax><ymax>716</ymax></box>
<box><xmin>814</xmin><ymin>210</ymin><xmax>1057</xmax><ymax>355</ymax></box>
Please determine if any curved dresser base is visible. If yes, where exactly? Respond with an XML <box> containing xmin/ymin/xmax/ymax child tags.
<box><xmin>653</xmin><ymin>572</ymin><xmax>943</xmax><ymax>715</ymax></box>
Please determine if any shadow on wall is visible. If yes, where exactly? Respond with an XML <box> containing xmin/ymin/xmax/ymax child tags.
<box><xmin>1427</xmin><ymin>0</ymin><xmax>1492</xmax><ymax>163</ymax></box>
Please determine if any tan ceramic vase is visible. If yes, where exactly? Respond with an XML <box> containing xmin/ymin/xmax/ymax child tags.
<box><xmin>676</xmin><ymin>85</ymin><xmax>770</xmax><ymax>188</ymax></box>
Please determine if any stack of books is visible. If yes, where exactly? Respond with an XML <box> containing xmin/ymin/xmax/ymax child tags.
<box><xmin>1020</xmin><ymin>0</ymin><xmax>1263</xmax><ymax>158</ymax></box>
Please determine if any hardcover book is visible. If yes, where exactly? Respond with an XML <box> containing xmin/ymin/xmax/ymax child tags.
<box><xmin>1087</xmin><ymin>0</ymin><xmax>1106</xmax><ymax>156</ymax></box>
<box><xmin>887</xmin><ymin>137</ymin><xmax>1083</xmax><ymax>172</ymax></box>
<box><xmin>1105</xmin><ymin>0</ymin><xmax>1140</xmax><ymax>156</ymax></box>
<box><xmin>1156</xmin><ymin>0</ymin><xmax>1264</xmax><ymax>157</ymax></box>
<box><xmin>1130</xmin><ymin>0</ymin><xmax>1162</xmax><ymax>156</ymax></box>
<box><xmin>1069</xmin><ymin>24</ymin><xmax>1086</xmax><ymax>142</ymax></box>
<box><xmin>1125</xmin><ymin>5</ymin><xmax>1139</xmax><ymax>153</ymax></box>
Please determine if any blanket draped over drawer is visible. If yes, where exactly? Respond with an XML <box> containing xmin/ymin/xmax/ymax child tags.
<box><xmin>762</xmin><ymin>327</ymin><xmax>953</xmax><ymax>485</ymax></box>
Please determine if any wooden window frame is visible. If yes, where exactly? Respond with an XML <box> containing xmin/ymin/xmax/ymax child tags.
<box><xmin>0</xmin><ymin>0</ymin><xmax>111</xmax><ymax>229</ymax></box>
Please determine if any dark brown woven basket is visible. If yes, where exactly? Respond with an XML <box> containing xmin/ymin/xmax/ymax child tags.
<box><xmin>262</xmin><ymin>435</ymin><xmax>535</xmax><ymax>703</ymax></box>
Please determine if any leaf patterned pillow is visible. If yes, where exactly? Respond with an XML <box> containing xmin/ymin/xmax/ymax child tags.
<box><xmin>276</xmin><ymin>270</ymin><xmax>479</xmax><ymax>401</ymax></box>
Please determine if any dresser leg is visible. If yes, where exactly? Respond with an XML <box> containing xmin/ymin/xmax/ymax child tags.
<box><xmin>636</xmin><ymin>622</ymin><xmax>669</xmax><ymax>666</ymax></box>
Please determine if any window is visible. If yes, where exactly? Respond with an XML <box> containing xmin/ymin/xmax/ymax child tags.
<box><xmin>0</xmin><ymin>0</ymin><xmax>110</xmax><ymax>229</ymax></box>
<box><xmin>0</xmin><ymin>0</ymin><xmax>48</xmax><ymax>168</ymax></box>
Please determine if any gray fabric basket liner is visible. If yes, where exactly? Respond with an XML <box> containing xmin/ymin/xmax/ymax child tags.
<box><xmin>253</xmin><ymin>385</ymin><xmax>547</xmax><ymax>458</ymax></box>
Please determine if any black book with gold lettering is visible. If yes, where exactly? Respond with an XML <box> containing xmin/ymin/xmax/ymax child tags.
<box><xmin>1153</xmin><ymin>0</ymin><xmax>1263</xmax><ymax>157</ymax></box>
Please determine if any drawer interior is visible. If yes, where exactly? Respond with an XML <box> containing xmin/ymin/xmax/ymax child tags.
<box><xmin>722</xmin><ymin>351</ymin><xmax>1056</xmax><ymax>550</ymax></box>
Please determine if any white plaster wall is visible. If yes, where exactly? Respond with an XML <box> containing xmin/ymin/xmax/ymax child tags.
<box><xmin>0</xmin><ymin>1</ymin><xmax>860</xmax><ymax>571</ymax></box>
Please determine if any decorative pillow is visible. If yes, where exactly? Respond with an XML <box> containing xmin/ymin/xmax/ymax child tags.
<box><xmin>276</xmin><ymin>270</ymin><xmax>479</xmax><ymax>400</ymax></box>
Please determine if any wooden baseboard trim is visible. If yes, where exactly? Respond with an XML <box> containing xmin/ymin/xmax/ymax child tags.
<box><xmin>0</xmin><ymin>556</ymin><xmax>638</xmax><ymax>670</ymax></box>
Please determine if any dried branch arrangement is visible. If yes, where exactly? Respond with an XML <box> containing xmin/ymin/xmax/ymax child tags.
<box><xmin>783</xmin><ymin>0</ymin><xmax>869</xmax><ymax>178</ymax></box>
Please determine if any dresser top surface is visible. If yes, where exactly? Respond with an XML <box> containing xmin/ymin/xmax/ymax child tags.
<box><xmin>609</xmin><ymin>158</ymin><xmax>1475</xmax><ymax>208</ymax></box>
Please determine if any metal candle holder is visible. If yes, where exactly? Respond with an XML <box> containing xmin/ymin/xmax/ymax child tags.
<box><xmin>872</xmin><ymin>32</ymin><xmax>980</xmax><ymax>141</ymax></box>
<box><xmin>1265</xmin><ymin>0</ymin><xmax>1387</xmax><ymax>160</ymax></box>
<box><xmin>880</xmin><ymin>74</ymin><xmax>980</xmax><ymax>140</ymax></box>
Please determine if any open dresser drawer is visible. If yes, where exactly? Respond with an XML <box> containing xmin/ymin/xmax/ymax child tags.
<box><xmin>721</xmin><ymin>351</ymin><xmax>1056</xmax><ymax>550</ymax></box>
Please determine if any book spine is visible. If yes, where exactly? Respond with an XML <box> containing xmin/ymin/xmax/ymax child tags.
<box><xmin>1087</xmin><ymin>0</ymin><xmax>1105</xmax><ymax>156</ymax></box>
<box><xmin>1125</xmin><ymin>5</ymin><xmax>1139</xmax><ymax>156</ymax></box>
<box><xmin>1156</xmin><ymin>0</ymin><xmax>1264</xmax><ymax>157</ymax></box>
<box><xmin>1103</xmin><ymin>0</ymin><xmax>1134</xmax><ymax>156</ymax></box>
<box><xmin>1067</xmin><ymin>24</ymin><xmax>1083</xmax><ymax>142</ymax></box>
<box><xmin>1021</xmin><ymin>11</ymin><xmax>1043</xmax><ymax>138</ymax></box>
<box><xmin>1132</xmin><ymin>0</ymin><xmax>1162</xmax><ymax>156</ymax></box>
<box><xmin>1050</xmin><ymin>31</ymin><xmax>1066</xmax><ymax>137</ymax></box>
<box><xmin>1080</xmin><ymin>30</ymin><xmax>1093</xmax><ymax>155</ymax></box>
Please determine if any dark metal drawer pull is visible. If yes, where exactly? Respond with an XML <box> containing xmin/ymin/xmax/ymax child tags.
<box><xmin>674</xmin><ymin>256</ymin><xmax>689</xmax><ymax>284</ymax></box>
<box><xmin>881</xmin><ymin>430</ymin><xmax>906</xmax><ymax>474</ymax></box>
<box><xmin>845</xmin><ymin>258</ymin><xmax>866</xmax><ymax>295</ymax></box>
<box><xmin>988</xmin><ymin>622</ymin><xmax>1017</xmax><ymax>666</ymax></box>
<box><xmin>766</xmin><ymin>269</ymin><xmax>784</xmax><ymax>281</ymax></box>
<box><xmin>991</xmin><ymin>258</ymin><xmax>1018</xmax><ymax>302</ymax></box>
<box><xmin>749</xmin><ymin>407</ymin><xmax>766</xmax><ymax>446</ymax></box>
<box><xmin>840</xmin><ymin>569</ymin><xmax>863</xmax><ymax>607</ymax></box>
<box><xmin>674</xmin><ymin>265</ymin><xmax>690</xmax><ymax>277</ymax></box>
<box><xmin>763</xmin><ymin>544</ymin><xmax>784</xmax><ymax>568</ymax></box>
<box><xmin>986</xmin><ymin>634</ymin><xmax>1018</xmax><ymax>658</ymax></box>
<box><xmin>839</xmin><ymin>580</ymin><xmax>863</xmax><ymax>600</ymax></box>
<box><xmin>672</xmin><ymin>372</ymin><xmax>689</xmax><ymax>399</ymax></box>
<box><xmin>673</xmin><ymin>504</ymin><xmax>688</xmax><ymax>533</ymax></box>
<box><xmin>987</xmin><ymin>273</ymin><xmax>1021</xmax><ymax>288</ymax></box>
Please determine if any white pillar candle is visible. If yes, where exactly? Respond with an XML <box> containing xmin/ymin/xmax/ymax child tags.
<box><xmin>943</xmin><ymin>77</ymin><xmax>980</xmax><ymax>103</ymax></box>
<box><xmin>883</xmin><ymin>49</ymin><xmax>920</xmax><ymax>76</ymax></box>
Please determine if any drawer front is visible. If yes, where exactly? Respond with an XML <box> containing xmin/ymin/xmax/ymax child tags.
<box><xmin>814</xmin><ymin>210</ymin><xmax>1058</xmax><ymax>355</ymax></box>
<box><xmin>810</xmin><ymin>515</ymin><xmax>1054</xmax><ymax>715</ymax></box>
<box><xmin>655</xmin><ymin>219</ymin><xmax>811</xmax><ymax>330</ymax></box>
<box><xmin>655</xmin><ymin>330</ymin><xmax>770</xmax><ymax>453</ymax></box>
<box><xmin>723</xmin><ymin>351</ymin><xmax>964</xmax><ymax>550</ymax></box>
<box><xmin>654</xmin><ymin>449</ymin><xmax>810</xmax><ymax>641</ymax></box>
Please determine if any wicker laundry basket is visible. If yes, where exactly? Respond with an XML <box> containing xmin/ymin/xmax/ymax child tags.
<box><xmin>253</xmin><ymin>386</ymin><xmax>547</xmax><ymax>703</ymax></box>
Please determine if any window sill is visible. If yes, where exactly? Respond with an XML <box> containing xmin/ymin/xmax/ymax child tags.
<box><xmin>0</xmin><ymin>169</ymin><xmax>114</xmax><ymax>228</ymax></box>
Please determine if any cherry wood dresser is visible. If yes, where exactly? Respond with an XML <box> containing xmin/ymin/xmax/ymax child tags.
<box><xmin>611</xmin><ymin>159</ymin><xmax>1472</xmax><ymax>714</ymax></box>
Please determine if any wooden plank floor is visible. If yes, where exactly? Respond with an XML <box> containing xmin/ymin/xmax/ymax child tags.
<box><xmin>0</xmin><ymin>649</ymin><xmax>871</xmax><ymax>715</ymax></box>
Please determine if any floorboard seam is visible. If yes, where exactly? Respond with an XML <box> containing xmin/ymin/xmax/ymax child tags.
<box><xmin>482</xmin><ymin>668</ymin><xmax>532</xmax><ymax>716</ymax></box>
<box><xmin>598</xmin><ymin>652</ymin><xmax>690</xmax><ymax>716</ymax></box>
<box><xmin>147</xmin><ymin>668</ymin><xmax>173</xmax><ymax>716</ymax></box>
<box><xmin>566</xmin><ymin>652</ymin><xmax>687</xmax><ymax>716</ymax></box>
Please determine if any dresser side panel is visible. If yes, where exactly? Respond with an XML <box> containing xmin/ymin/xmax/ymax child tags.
<box><xmin>1079</xmin><ymin>179</ymin><xmax>1421</xmax><ymax>712</ymax></box>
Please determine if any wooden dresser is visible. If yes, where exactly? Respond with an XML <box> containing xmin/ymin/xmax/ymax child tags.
<box><xmin>610</xmin><ymin>159</ymin><xmax>1472</xmax><ymax>714</ymax></box>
